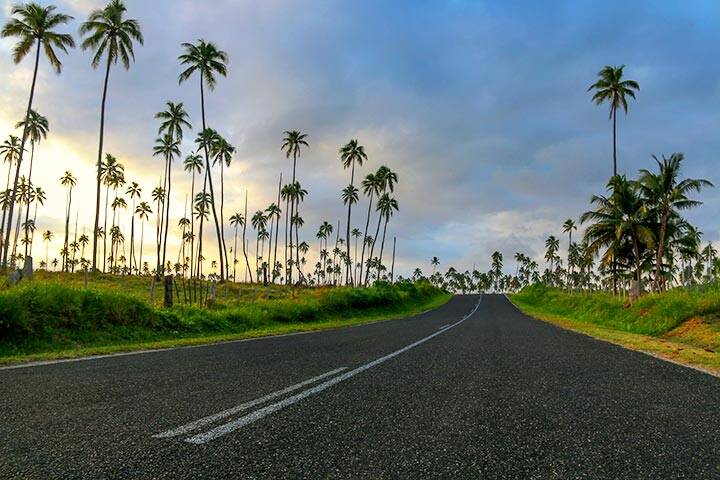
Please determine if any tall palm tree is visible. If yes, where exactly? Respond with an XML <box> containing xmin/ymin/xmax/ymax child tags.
<box><xmin>588</xmin><ymin>65</ymin><xmax>639</xmax><ymax>176</ymax></box>
<box><xmin>183</xmin><ymin>153</ymin><xmax>203</xmax><ymax>277</ymax></box>
<box><xmin>562</xmin><ymin>218</ymin><xmax>577</xmax><ymax>287</ymax></box>
<box><xmin>28</xmin><ymin>186</ymin><xmax>45</xmax><ymax>255</ymax></box>
<box><xmin>211</xmin><ymin>135</ymin><xmax>234</xmax><ymax>274</ymax></box>
<box><xmin>431</xmin><ymin>256</ymin><xmax>440</xmax><ymax>273</ymax></box>
<box><xmin>265</xmin><ymin>202</ymin><xmax>281</xmax><ymax>280</ymax></box>
<box><xmin>135</xmin><ymin>201</ymin><xmax>151</xmax><ymax>275</ymax></box>
<box><xmin>365</xmin><ymin>166</ymin><xmax>398</xmax><ymax>285</ymax></box>
<box><xmin>0</xmin><ymin>135</ymin><xmax>23</xmax><ymax>251</ymax></box>
<box><xmin>281</xmin><ymin>131</ymin><xmax>309</xmax><ymax>283</ymax></box>
<box><xmin>352</xmin><ymin>227</ymin><xmax>361</xmax><ymax>281</ymax></box>
<box><xmin>153</xmin><ymin>134</ymin><xmax>181</xmax><ymax>274</ymax></box>
<box><xmin>59</xmin><ymin>170</ymin><xmax>76</xmax><ymax>272</ymax></box>
<box><xmin>15</xmin><ymin>109</ymin><xmax>48</xmax><ymax>258</ymax></box>
<box><xmin>491</xmin><ymin>251</ymin><xmax>503</xmax><ymax>291</ymax></box>
<box><xmin>100</xmin><ymin>154</ymin><xmax>124</xmax><ymax>271</ymax></box>
<box><xmin>1</xmin><ymin>3</ymin><xmax>74</xmax><ymax>266</ymax></box>
<box><xmin>339</xmin><ymin>139</ymin><xmax>367</xmax><ymax>285</ymax></box>
<box><xmin>43</xmin><ymin>229</ymin><xmax>53</xmax><ymax>268</ymax></box>
<box><xmin>178</xmin><ymin>39</ymin><xmax>228</xmax><ymax>280</ymax></box>
<box><xmin>636</xmin><ymin>153</ymin><xmax>712</xmax><ymax>291</ymax></box>
<box><xmin>229</xmin><ymin>212</ymin><xmax>244</xmax><ymax>281</ymax></box>
<box><xmin>376</xmin><ymin>193</ymin><xmax>399</xmax><ymax>280</ymax></box>
<box><xmin>125</xmin><ymin>181</ymin><xmax>141</xmax><ymax>271</ymax></box>
<box><xmin>80</xmin><ymin>0</ymin><xmax>142</xmax><ymax>271</ymax></box>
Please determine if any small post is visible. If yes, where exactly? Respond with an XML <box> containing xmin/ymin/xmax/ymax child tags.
<box><xmin>164</xmin><ymin>275</ymin><xmax>173</xmax><ymax>308</ymax></box>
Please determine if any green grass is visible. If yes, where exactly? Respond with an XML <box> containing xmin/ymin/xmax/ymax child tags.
<box><xmin>0</xmin><ymin>274</ymin><xmax>451</xmax><ymax>364</ymax></box>
<box><xmin>510</xmin><ymin>284</ymin><xmax>720</xmax><ymax>375</ymax></box>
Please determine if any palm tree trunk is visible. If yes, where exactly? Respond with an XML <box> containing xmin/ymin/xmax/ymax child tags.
<box><xmin>103</xmin><ymin>185</ymin><xmax>110</xmax><ymax>272</ymax></box>
<box><xmin>377</xmin><ymin>217</ymin><xmax>389</xmax><ymax>279</ymax></box>
<box><xmin>139</xmin><ymin>219</ymin><xmax>145</xmax><ymax>274</ymax></box>
<box><xmin>242</xmin><ymin>190</ymin><xmax>253</xmax><ymax>283</ymax></box>
<box><xmin>189</xmin><ymin>168</ymin><xmax>196</xmax><ymax>278</ymax></box>
<box><xmin>345</xmin><ymin>162</ymin><xmax>355</xmax><ymax>285</ymax></box>
<box><xmin>219</xmin><ymin>160</ymin><xmax>229</xmax><ymax>278</ymax></box>
<box><xmin>284</xmin><ymin>197</ymin><xmax>289</xmax><ymax>284</ymax></box>
<box><xmin>273</xmin><ymin>174</ymin><xmax>281</xmax><ymax>282</ymax></box>
<box><xmin>23</xmin><ymin>142</ymin><xmax>35</xmax><ymax>258</ymax></box>
<box><xmin>655</xmin><ymin>208</ymin><xmax>669</xmax><ymax>292</ymax></box>
<box><xmin>232</xmin><ymin>224</ymin><xmax>238</xmax><ymax>282</ymax></box>
<box><xmin>359</xmin><ymin>191</ymin><xmax>374</xmax><ymax>286</ymax></box>
<box><xmin>3</xmin><ymin>39</ymin><xmax>40</xmax><ymax>267</ymax></box>
<box><xmin>197</xmin><ymin>76</ymin><xmax>225</xmax><ymax>281</ymax></box>
<box><xmin>129</xmin><ymin>200</ymin><xmax>136</xmax><ymax>273</ymax></box>
<box><xmin>92</xmin><ymin>57</ymin><xmax>112</xmax><ymax>273</ymax></box>
<box><xmin>162</xmin><ymin>157</ymin><xmax>172</xmax><ymax>274</ymax></box>
<box><xmin>365</xmin><ymin>211</ymin><xmax>383</xmax><ymax>286</ymax></box>
<box><xmin>612</xmin><ymin>108</ymin><xmax>617</xmax><ymax>177</ymax></box>
<box><xmin>390</xmin><ymin>236</ymin><xmax>396</xmax><ymax>282</ymax></box>
<box><xmin>63</xmin><ymin>188</ymin><xmax>72</xmax><ymax>272</ymax></box>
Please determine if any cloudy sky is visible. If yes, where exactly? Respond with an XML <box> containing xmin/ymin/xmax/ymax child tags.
<box><xmin>1</xmin><ymin>0</ymin><xmax>719</xmax><ymax>277</ymax></box>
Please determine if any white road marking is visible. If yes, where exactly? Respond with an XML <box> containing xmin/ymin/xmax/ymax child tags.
<box><xmin>185</xmin><ymin>296</ymin><xmax>482</xmax><ymax>445</ymax></box>
<box><xmin>438</xmin><ymin>324</ymin><xmax>451</xmax><ymax>330</ymax></box>
<box><xmin>153</xmin><ymin>367</ymin><xmax>347</xmax><ymax>438</ymax></box>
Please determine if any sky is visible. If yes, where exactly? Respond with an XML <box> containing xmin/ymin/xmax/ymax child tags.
<box><xmin>1</xmin><ymin>0</ymin><xmax>719</xmax><ymax>277</ymax></box>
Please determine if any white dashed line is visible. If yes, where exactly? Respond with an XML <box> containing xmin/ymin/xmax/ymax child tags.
<box><xmin>184</xmin><ymin>296</ymin><xmax>482</xmax><ymax>444</ymax></box>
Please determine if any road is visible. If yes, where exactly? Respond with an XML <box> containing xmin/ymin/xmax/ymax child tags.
<box><xmin>1</xmin><ymin>294</ymin><xmax>719</xmax><ymax>479</ymax></box>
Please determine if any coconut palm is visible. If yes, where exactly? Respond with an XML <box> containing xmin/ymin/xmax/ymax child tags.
<box><xmin>365</xmin><ymin>166</ymin><xmax>398</xmax><ymax>285</ymax></box>
<box><xmin>183</xmin><ymin>153</ymin><xmax>203</xmax><ymax>277</ymax></box>
<box><xmin>125</xmin><ymin>181</ymin><xmax>141</xmax><ymax>271</ymax></box>
<box><xmin>352</xmin><ymin>227</ymin><xmax>361</xmax><ymax>281</ymax></box>
<box><xmin>636</xmin><ymin>153</ymin><xmax>713</xmax><ymax>291</ymax></box>
<box><xmin>562</xmin><ymin>218</ymin><xmax>577</xmax><ymax>287</ymax></box>
<box><xmin>1</xmin><ymin>3</ymin><xmax>75</xmax><ymax>266</ymax></box>
<box><xmin>358</xmin><ymin>172</ymin><xmax>381</xmax><ymax>285</ymax></box>
<box><xmin>229</xmin><ymin>212</ymin><xmax>244</xmax><ymax>281</ymax></box>
<box><xmin>281</xmin><ymin>131</ymin><xmax>309</xmax><ymax>283</ymax></box>
<box><xmin>134</xmin><ymin>201</ymin><xmax>151</xmax><ymax>275</ymax></box>
<box><xmin>339</xmin><ymin>139</ymin><xmax>367</xmax><ymax>285</ymax></box>
<box><xmin>27</xmin><ymin>186</ymin><xmax>45</xmax><ymax>255</ymax></box>
<box><xmin>0</xmin><ymin>135</ymin><xmax>23</xmax><ymax>251</ymax></box>
<box><xmin>491</xmin><ymin>251</ymin><xmax>503</xmax><ymax>291</ymax></box>
<box><xmin>15</xmin><ymin>109</ymin><xmax>48</xmax><ymax>257</ymax></box>
<box><xmin>156</xmin><ymin>101</ymin><xmax>192</xmax><ymax>141</ymax></box>
<box><xmin>178</xmin><ymin>39</ymin><xmax>228</xmax><ymax>280</ymax></box>
<box><xmin>210</xmin><ymin>134</ymin><xmax>234</xmax><ymax>274</ymax></box>
<box><xmin>80</xmin><ymin>0</ymin><xmax>142</xmax><ymax>272</ymax></box>
<box><xmin>265</xmin><ymin>202</ymin><xmax>281</xmax><ymax>280</ymax></box>
<box><xmin>588</xmin><ymin>65</ymin><xmax>639</xmax><ymax>176</ymax></box>
<box><xmin>375</xmin><ymin>193</ymin><xmax>399</xmax><ymax>279</ymax></box>
<box><xmin>59</xmin><ymin>170</ymin><xmax>76</xmax><ymax>272</ymax></box>
<box><xmin>431</xmin><ymin>256</ymin><xmax>440</xmax><ymax>273</ymax></box>
<box><xmin>42</xmin><ymin>229</ymin><xmax>53</xmax><ymax>267</ymax></box>
<box><xmin>153</xmin><ymin>134</ymin><xmax>181</xmax><ymax>274</ymax></box>
<box><xmin>100</xmin><ymin>154</ymin><xmax>124</xmax><ymax>271</ymax></box>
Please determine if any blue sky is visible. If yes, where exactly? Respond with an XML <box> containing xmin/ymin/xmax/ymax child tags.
<box><xmin>1</xmin><ymin>0</ymin><xmax>719</xmax><ymax>275</ymax></box>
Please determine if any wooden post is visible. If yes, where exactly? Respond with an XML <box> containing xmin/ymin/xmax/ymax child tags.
<box><xmin>149</xmin><ymin>276</ymin><xmax>156</xmax><ymax>304</ymax></box>
<box><xmin>164</xmin><ymin>275</ymin><xmax>173</xmax><ymax>308</ymax></box>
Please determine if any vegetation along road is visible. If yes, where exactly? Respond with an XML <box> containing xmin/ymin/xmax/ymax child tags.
<box><xmin>2</xmin><ymin>294</ymin><xmax>719</xmax><ymax>479</ymax></box>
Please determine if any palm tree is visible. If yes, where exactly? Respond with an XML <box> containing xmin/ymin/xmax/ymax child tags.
<box><xmin>265</xmin><ymin>202</ymin><xmax>281</xmax><ymax>280</ymax></box>
<box><xmin>352</xmin><ymin>227</ymin><xmax>361</xmax><ymax>281</ymax></box>
<box><xmin>365</xmin><ymin>166</ymin><xmax>398</xmax><ymax>285</ymax></box>
<box><xmin>491</xmin><ymin>251</ymin><xmax>503</xmax><ymax>291</ymax></box>
<box><xmin>79</xmin><ymin>233</ymin><xmax>89</xmax><ymax>262</ymax></box>
<box><xmin>281</xmin><ymin>131</ymin><xmax>309</xmax><ymax>282</ymax></box>
<box><xmin>125</xmin><ymin>181</ymin><xmax>141</xmax><ymax>271</ymax></box>
<box><xmin>153</xmin><ymin>134</ymin><xmax>181</xmax><ymax>274</ymax></box>
<box><xmin>339</xmin><ymin>139</ymin><xmax>367</xmax><ymax>285</ymax></box>
<box><xmin>80</xmin><ymin>0</ymin><xmax>142</xmax><ymax>272</ymax></box>
<box><xmin>544</xmin><ymin>235</ymin><xmax>560</xmax><ymax>283</ymax></box>
<box><xmin>42</xmin><ymin>229</ymin><xmax>53</xmax><ymax>267</ymax></box>
<box><xmin>376</xmin><ymin>193</ymin><xmax>399</xmax><ymax>279</ymax></box>
<box><xmin>588</xmin><ymin>65</ymin><xmax>639</xmax><ymax>176</ymax></box>
<box><xmin>15</xmin><ymin>109</ymin><xmax>48</xmax><ymax>258</ymax></box>
<box><xmin>230</xmin><ymin>212</ymin><xmax>244</xmax><ymax>281</ymax></box>
<box><xmin>28</xmin><ymin>186</ymin><xmax>45</xmax><ymax>255</ymax></box>
<box><xmin>59</xmin><ymin>170</ymin><xmax>76</xmax><ymax>272</ymax></box>
<box><xmin>562</xmin><ymin>218</ymin><xmax>577</xmax><ymax>288</ymax></box>
<box><xmin>135</xmin><ymin>201</ymin><xmax>151</xmax><ymax>274</ymax></box>
<box><xmin>1</xmin><ymin>3</ymin><xmax>74</xmax><ymax>266</ymax></box>
<box><xmin>431</xmin><ymin>256</ymin><xmax>440</xmax><ymax>273</ymax></box>
<box><xmin>0</xmin><ymin>135</ymin><xmax>23</xmax><ymax>251</ymax></box>
<box><xmin>156</xmin><ymin>101</ymin><xmax>192</xmax><ymax>141</ymax></box>
<box><xmin>100</xmin><ymin>154</ymin><xmax>124</xmax><ymax>271</ymax></box>
<box><xmin>211</xmin><ymin>135</ymin><xmax>234</xmax><ymax>274</ymax></box>
<box><xmin>183</xmin><ymin>153</ymin><xmax>203</xmax><ymax>277</ymax></box>
<box><xmin>178</xmin><ymin>39</ymin><xmax>228</xmax><ymax>280</ymax></box>
<box><xmin>110</xmin><ymin>196</ymin><xmax>127</xmax><ymax>270</ymax></box>
<box><xmin>251</xmin><ymin>210</ymin><xmax>268</xmax><ymax>281</ymax></box>
<box><xmin>636</xmin><ymin>153</ymin><xmax>712</xmax><ymax>291</ymax></box>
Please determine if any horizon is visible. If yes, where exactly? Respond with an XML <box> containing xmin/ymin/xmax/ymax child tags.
<box><xmin>1</xmin><ymin>0</ymin><xmax>719</xmax><ymax>278</ymax></box>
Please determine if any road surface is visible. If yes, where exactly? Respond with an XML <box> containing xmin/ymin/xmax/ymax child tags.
<box><xmin>2</xmin><ymin>294</ymin><xmax>719</xmax><ymax>478</ymax></box>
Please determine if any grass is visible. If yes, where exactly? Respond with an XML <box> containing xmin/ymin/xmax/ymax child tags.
<box><xmin>0</xmin><ymin>273</ymin><xmax>451</xmax><ymax>365</ymax></box>
<box><xmin>509</xmin><ymin>284</ymin><xmax>720</xmax><ymax>375</ymax></box>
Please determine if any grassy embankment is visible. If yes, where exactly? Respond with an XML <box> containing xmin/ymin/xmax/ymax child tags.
<box><xmin>0</xmin><ymin>271</ymin><xmax>451</xmax><ymax>365</ymax></box>
<box><xmin>510</xmin><ymin>284</ymin><xmax>720</xmax><ymax>375</ymax></box>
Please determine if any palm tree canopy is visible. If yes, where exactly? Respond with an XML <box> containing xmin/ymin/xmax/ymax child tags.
<box><xmin>588</xmin><ymin>65</ymin><xmax>639</xmax><ymax>118</ymax></box>
<box><xmin>340</xmin><ymin>139</ymin><xmax>367</xmax><ymax>169</ymax></box>
<box><xmin>153</xmin><ymin>134</ymin><xmax>181</xmax><ymax>161</ymax></box>
<box><xmin>178</xmin><ymin>39</ymin><xmax>228</xmax><ymax>89</ymax></box>
<box><xmin>79</xmin><ymin>0</ymin><xmax>143</xmax><ymax>70</ymax></box>
<box><xmin>281</xmin><ymin>131</ymin><xmax>309</xmax><ymax>159</ymax></box>
<box><xmin>0</xmin><ymin>135</ymin><xmax>24</xmax><ymax>164</ymax></box>
<box><xmin>15</xmin><ymin>109</ymin><xmax>49</xmax><ymax>144</ymax></box>
<box><xmin>183</xmin><ymin>153</ymin><xmax>204</xmax><ymax>174</ymax></box>
<box><xmin>155</xmin><ymin>101</ymin><xmax>192</xmax><ymax>141</ymax></box>
<box><xmin>1</xmin><ymin>2</ymin><xmax>75</xmax><ymax>73</ymax></box>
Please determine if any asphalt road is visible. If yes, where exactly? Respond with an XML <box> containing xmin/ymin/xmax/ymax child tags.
<box><xmin>2</xmin><ymin>294</ymin><xmax>719</xmax><ymax>479</ymax></box>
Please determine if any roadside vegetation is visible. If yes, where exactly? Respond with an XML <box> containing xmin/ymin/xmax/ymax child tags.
<box><xmin>0</xmin><ymin>275</ymin><xmax>449</xmax><ymax>363</ymax></box>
